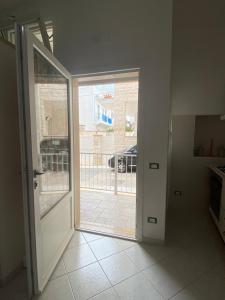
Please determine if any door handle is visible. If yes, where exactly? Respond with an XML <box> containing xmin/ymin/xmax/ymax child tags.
<box><xmin>33</xmin><ymin>169</ymin><xmax>45</xmax><ymax>178</ymax></box>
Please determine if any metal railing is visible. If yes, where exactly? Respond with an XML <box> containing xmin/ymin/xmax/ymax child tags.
<box><xmin>40</xmin><ymin>152</ymin><xmax>69</xmax><ymax>192</ymax></box>
<box><xmin>41</xmin><ymin>152</ymin><xmax>69</xmax><ymax>172</ymax></box>
<box><xmin>39</xmin><ymin>152</ymin><xmax>136</xmax><ymax>194</ymax></box>
<box><xmin>80</xmin><ymin>152</ymin><xmax>136</xmax><ymax>194</ymax></box>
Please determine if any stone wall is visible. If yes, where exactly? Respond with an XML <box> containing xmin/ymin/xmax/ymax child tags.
<box><xmin>80</xmin><ymin>80</ymin><xmax>138</xmax><ymax>154</ymax></box>
<box><xmin>36</xmin><ymin>80</ymin><xmax>138</xmax><ymax>155</ymax></box>
<box><xmin>113</xmin><ymin>80</ymin><xmax>138</xmax><ymax>152</ymax></box>
<box><xmin>37</xmin><ymin>83</ymin><xmax>68</xmax><ymax>141</ymax></box>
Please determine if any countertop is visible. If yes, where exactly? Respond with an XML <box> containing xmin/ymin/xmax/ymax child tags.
<box><xmin>209</xmin><ymin>165</ymin><xmax>225</xmax><ymax>179</ymax></box>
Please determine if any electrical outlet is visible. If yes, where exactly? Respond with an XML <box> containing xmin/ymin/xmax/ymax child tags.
<box><xmin>174</xmin><ymin>190</ymin><xmax>182</xmax><ymax>196</ymax></box>
<box><xmin>149</xmin><ymin>162</ymin><xmax>159</xmax><ymax>169</ymax></box>
<box><xmin>147</xmin><ymin>217</ymin><xmax>157</xmax><ymax>224</ymax></box>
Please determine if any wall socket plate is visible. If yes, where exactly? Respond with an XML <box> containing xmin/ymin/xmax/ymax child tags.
<box><xmin>147</xmin><ymin>217</ymin><xmax>157</xmax><ymax>224</ymax></box>
<box><xmin>149</xmin><ymin>162</ymin><xmax>159</xmax><ymax>169</ymax></box>
<box><xmin>174</xmin><ymin>190</ymin><xmax>182</xmax><ymax>196</ymax></box>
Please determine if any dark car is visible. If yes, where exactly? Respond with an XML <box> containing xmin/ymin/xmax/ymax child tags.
<box><xmin>108</xmin><ymin>145</ymin><xmax>137</xmax><ymax>173</ymax></box>
<box><xmin>40</xmin><ymin>137</ymin><xmax>69</xmax><ymax>171</ymax></box>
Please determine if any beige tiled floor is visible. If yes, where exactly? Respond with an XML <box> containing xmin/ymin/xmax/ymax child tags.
<box><xmin>41</xmin><ymin>206</ymin><xmax>225</xmax><ymax>300</ymax></box>
<box><xmin>1</xmin><ymin>209</ymin><xmax>225</xmax><ymax>300</ymax></box>
<box><xmin>79</xmin><ymin>189</ymin><xmax>136</xmax><ymax>238</ymax></box>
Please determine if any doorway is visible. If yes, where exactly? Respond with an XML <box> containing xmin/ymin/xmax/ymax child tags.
<box><xmin>75</xmin><ymin>71</ymin><xmax>139</xmax><ymax>239</ymax></box>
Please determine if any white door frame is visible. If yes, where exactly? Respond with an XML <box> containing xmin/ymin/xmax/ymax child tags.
<box><xmin>16</xmin><ymin>24</ymin><xmax>75</xmax><ymax>296</ymax></box>
<box><xmin>72</xmin><ymin>79</ymin><xmax>81</xmax><ymax>228</ymax></box>
<box><xmin>16</xmin><ymin>23</ymin><xmax>35</xmax><ymax>297</ymax></box>
<box><xmin>72</xmin><ymin>69</ymin><xmax>143</xmax><ymax>241</ymax></box>
<box><xmin>136</xmin><ymin>70</ymin><xmax>144</xmax><ymax>242</ymax></box>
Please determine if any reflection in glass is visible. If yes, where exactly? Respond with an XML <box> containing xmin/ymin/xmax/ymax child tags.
<box><xmin>33</xmin><ymin>49</ymin><xmax>70</xmax><ymax>217</ymax></box>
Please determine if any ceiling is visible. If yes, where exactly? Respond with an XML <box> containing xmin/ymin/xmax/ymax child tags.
<box><xmin>0</xmin><ymin>0</ymin><xmax>28</xmax><ymax>10</ymax></box>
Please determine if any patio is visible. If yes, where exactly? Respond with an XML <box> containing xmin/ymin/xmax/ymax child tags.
<box><xmin>39</xmin><ymin>153</ymin><xmax>137</xmax><ymax>237</ymax></box>
<box><xmin>79</xmin><ymin>189</ymin><xmax>136</xmax><ymax>238</ymax></box>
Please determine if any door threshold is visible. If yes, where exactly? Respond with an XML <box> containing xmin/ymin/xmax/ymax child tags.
<box><xmin>76</xmin><ymin>227</ymin><xmax>138</xmax><ymax>242</ymax></box>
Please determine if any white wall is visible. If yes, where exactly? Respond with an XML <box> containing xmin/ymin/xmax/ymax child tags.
<box><xmin>55</xmin><ymin>0</ymin><xmax>173</xmax><ymax>242</ymax></box>
<box><xmin>0</xmin><ymin>39</ymin><xmax>25</xmax><ymax>283</ymax></box>
<box><xmin>172</xmin><ymin>0</ymin><xmax>225</xmax><ymax>115</ymax></box>
<box><xmin>1</xmin><ymin>0</ymin><xmax>173</xmax><ymax>242</ymax></box>
<box><xmin>171</xmin><ymin>0</ymin><xmax>225</xmax><ymax>210</ymax></box>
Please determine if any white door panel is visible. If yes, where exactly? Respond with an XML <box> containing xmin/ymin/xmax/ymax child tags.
<box><xmin>40</xmin><ymin>195</ymin><xmax>73</xmax><ymax>289</ymax></box>
<box><xmin>16</xmin><ymin>25</ymin><xmax>74</xmax><ymax>294</ymax></box>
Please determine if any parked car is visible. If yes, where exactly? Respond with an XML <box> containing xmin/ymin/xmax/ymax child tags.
<box><xmin>40</xmin><ymin>137</ymin><xmax>69</xmax><ymax>171</ymax></box>
<box><xmin>108</xmin><ymin>145</ymin><xmax>137</xmax><ymax>173</ymax></box>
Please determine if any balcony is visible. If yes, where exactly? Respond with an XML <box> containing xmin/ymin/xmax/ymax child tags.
<box><xmin>39</xmin><ymin>151</ymin><xmax>136</xmax><ymax>237</ymax></box>
<box><xmin>96</xmin><ymin>114</ymin><xmax>113</xmax><ymax>126</ymax></box>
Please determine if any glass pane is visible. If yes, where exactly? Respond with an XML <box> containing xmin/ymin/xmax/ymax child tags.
<box><xmin>33</xmin><ymin>49</ymin><xmax>70</xmax><ymax>217</ymax></box>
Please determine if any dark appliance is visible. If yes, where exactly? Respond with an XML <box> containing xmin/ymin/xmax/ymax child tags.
<box><xmin>210</xmin><ymin>171</ymin><xmax>222</xmax><ymax>220</ymax></box>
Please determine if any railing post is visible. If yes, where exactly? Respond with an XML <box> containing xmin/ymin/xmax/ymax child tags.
<box><xmin>114</xmin><ymin>153</ymin><xmax>118</xmax><ymax>195</ymax></box>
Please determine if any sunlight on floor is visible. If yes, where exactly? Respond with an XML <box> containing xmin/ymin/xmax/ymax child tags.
<box><xmin>79</xmin><ymin>189</ymin><xmax>136</xmax><ymax>238</ymax></box>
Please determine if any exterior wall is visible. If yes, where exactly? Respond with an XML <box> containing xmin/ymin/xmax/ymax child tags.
<box><xmin>80</xmin><ymin>80</ymin><xmax>138</xmax><ymax>154</ymax></box>
<box><xmin>79</xmin><ymin>86</ymin><xmax>95</xmax><ymax>131</ymax></box>
<box><xmin>80</xmin><ymin>133</ymin><xmax>137</xmax><ymax>156</ymax></box>
<box><xmin>37</xmin><ymin>83</ymin><xmax>68</xmax><ymax>140</ymax></box>
<box><xmin>113</xmin><ymin>81</ymin><xmax>138</xmax><ymax>152</ymax></box>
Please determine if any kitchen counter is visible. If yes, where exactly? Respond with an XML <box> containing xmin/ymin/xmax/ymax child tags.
<box><xmin>209</xmin><ymin>165</ymin><xmax>225</xmax><ymax>179</ymax></box>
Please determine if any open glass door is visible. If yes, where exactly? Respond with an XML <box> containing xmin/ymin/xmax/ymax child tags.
<box><xmin>16</xmin><ymin>25</ymin><xmax>74</xmax><ymax>294</ymax></box>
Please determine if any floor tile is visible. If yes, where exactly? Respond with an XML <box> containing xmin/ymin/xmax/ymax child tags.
<box><xmin>51</xmin><ymin>259</ymin><xmax>67</xmax><ymax>280</ymax></box>
<box><xmin>99</xmin><ymin>252</ymin><xmax>139</xmax><ymax>285</ymax></box>
<box><xmin>90</xmin><ymin>288</ymin><xmax>119</xmax><ymax>300</ymax></box>
<box><xmin>63</xmin><ymin>243</ymin><xmax>96</xmax><ymax>272</ymax></box>
<box><xmin>186</xmin><ymin>240</ymin><xmax>225</xmax><ymax>272</ymax></box>
<box><xmin>88</xmin><ymin>237</ymin><xmax>135</xmax><ymax>260</ymax></box>
<box><xmin>82</xmin><ymin>231</ymin><xmax>104</xmax><ymax>242</ymax></box>
<box><xmin>67</xmin><ymin>231</ymin><xmax>86</xmax><ymax>249</ymax></box>
<box><xmin>125</xmin><ymin>243</ymin><xmax>176</xmax><ymax>271</ymax></box>
<box><xmin>115</xmin><ymin>238</ymin><xmax>136</xmax><ymax>251</ymax></box>
<box><xmin>190</xmin><ymin>263</ymin><xmax>225</xmax><ymax>300</ymax></box>
<box><xmin>142</xmin><ymin>248</ymin><xmax>211</xmax><ymax>299</ymax></box>
<box><xmin>38</xmin><ymin>275</ymin><xmax>74</xmax><ymax>300</ymax></box>
<box><xmin>171</xmin><ymin>264</ymin><xmax>225</xmax><ymax>300</ymax></box>
<box><xmin>170</xmin><ymin>287</ymin><xmax>201</xmax><ymax>300</ymax></box>
<box><xmin>80</xmin><ymin>190</ymin><xmax>136</xmax><ymax>238</ymax></box>
<box><xmin>88</xmin><ymin>237</ymin><xmax>123</xmax><ymax>260</ymax></box>
<box><xmin>114</xmin><ymin>272</ymin><xmax>164</xmax><ymax>300</ymax></box>
<box><xmin>125</xmin><ymin>244</ymin><xmax>157</xmax><ymax>271</ymax></box>
<box><xmin>68</xmin><ymin>262</ymin><xmax>111</xmax><ymax>300</ymax></box>
<box><xmin>142</xmin><ymin>261</ymin><xmax>182</xmax><ymax>299</ymax></box>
